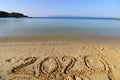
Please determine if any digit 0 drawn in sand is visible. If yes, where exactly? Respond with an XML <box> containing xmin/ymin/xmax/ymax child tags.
<box><xmin>40</xmin><ymin>57</ymin><xmax>60</xmax><ymax>75</ymax></box>
<box><xmin>84</xmin><ymin>55</ymin><xmax>108</xmax><ymax>73</ymax></box>
<box><xmin>84</xmin><ymin>55</ymin><xmax>116</xmax><ymax>80</ymax></box>
<box><xmin>39</xmin><ymin>57</ymin><xmax>61</xmax><ymax>80</ymax></box>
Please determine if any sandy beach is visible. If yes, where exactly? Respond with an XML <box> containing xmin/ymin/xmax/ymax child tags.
<box><xmin>0</xmin><ymin>36</ymin><xmax>120</xmax><ymax>80</ymax></box>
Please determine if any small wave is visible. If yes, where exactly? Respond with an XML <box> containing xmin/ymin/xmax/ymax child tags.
<box><xmin>0</xmin><ymin>42</ymin><xmax>69</xmax><ymax>46</ymax></box>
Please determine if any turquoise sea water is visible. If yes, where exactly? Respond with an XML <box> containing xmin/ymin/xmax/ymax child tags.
<box><xmin>0</xmin><ymin>18</ymin><xmax>120</xmax><ymax>37</ymax></box>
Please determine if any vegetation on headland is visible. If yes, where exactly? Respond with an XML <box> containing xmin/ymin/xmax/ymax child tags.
<box><xmin>0</xmin><ymin>11</ymin><xmax>28</xmax><ymax>18</ymax></box>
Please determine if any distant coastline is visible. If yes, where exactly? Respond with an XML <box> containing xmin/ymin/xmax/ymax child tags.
<box><xmin>31</xmin><ymin>16</ymin><xmax>118</xmax><ymax>20</ymax></box>
<box><xmin>0</xmin><ymin>11</ymin><xmax>28</xmax><ymax>18</ymax></box>
<box><xmin>116</xmin><ymin>17</ymin><xmax>120</xmax><ymax>20</ymax></box>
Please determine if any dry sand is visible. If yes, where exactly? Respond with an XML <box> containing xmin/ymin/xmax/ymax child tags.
<box><xmin>0</xmin><ymin>36</ymin><xmax>120</xmax><ymax>80</ymax></box>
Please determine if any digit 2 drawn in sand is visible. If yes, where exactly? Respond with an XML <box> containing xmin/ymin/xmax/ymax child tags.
<box><xmin>62</xmin><ymin>56</ymin><xmax>76</xmax><ymax>74</ymax></box>
<box><xmin>10</xmin><ymin>57</ymin><xmax>36</xmax><ymax>73</ymax></box>
<box><xmin>8</xmin><ymin>57</ymin><xmax>37</xmax><ymax>80</ymax></box>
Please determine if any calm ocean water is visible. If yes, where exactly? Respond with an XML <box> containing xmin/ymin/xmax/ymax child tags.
<box><xmin>0</xmin><ymin>18</ymin><xmax>120</xmax><ymax>37</ymax></box>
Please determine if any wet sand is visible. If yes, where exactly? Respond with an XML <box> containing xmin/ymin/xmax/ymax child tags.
<box><xmin>0</xmin><ymin>36</ymin><xmax>120</xmax><ymax>80</ymax></box>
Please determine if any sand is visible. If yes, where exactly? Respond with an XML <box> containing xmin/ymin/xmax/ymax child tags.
<box><xmin>0</xmin><ymin>36</ymin><xmax>120</xmax><ymax>80</ymax></box>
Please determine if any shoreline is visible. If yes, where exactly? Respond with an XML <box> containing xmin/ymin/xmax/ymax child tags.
<box><xmin>0</xmin><ymin>35</ymin><xmax>120</xmax><ymax>45</ymax></box>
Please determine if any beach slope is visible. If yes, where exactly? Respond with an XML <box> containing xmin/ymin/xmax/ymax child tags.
<box><xmin>0</xmin><ymin>37</ymin><xmax>120</xmax><ymax>80</ymax></box>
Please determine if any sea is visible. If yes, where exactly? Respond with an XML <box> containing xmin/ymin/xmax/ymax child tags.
<box><xmin>0</xmin><ymin>17</ymin><xmax>120</xmax><ymax>37</ymax></box>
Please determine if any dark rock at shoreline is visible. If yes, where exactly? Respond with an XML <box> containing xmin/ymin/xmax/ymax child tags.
<box><xmin>0</xmin><ymin>11</ymin><xmax>28</xmax><ymax>18</ymax></box>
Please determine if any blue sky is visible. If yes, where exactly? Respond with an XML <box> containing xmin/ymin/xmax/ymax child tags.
<box><xmin>0</xmin><ymin>0</ymin><xmax>120</xmax><ymax>17</ymax></box>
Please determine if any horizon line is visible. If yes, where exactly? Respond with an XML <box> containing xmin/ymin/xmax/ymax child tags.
<box><xmin>30</xmin><ymin>16</ymin><xmax>118</xmax><ymax>19</ymax></box>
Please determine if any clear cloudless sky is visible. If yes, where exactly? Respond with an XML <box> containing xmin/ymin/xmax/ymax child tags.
<box><xmin>0</xmin><ymin>0</ymin><xmax>120</xmax><ymax>17</ymax></box>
